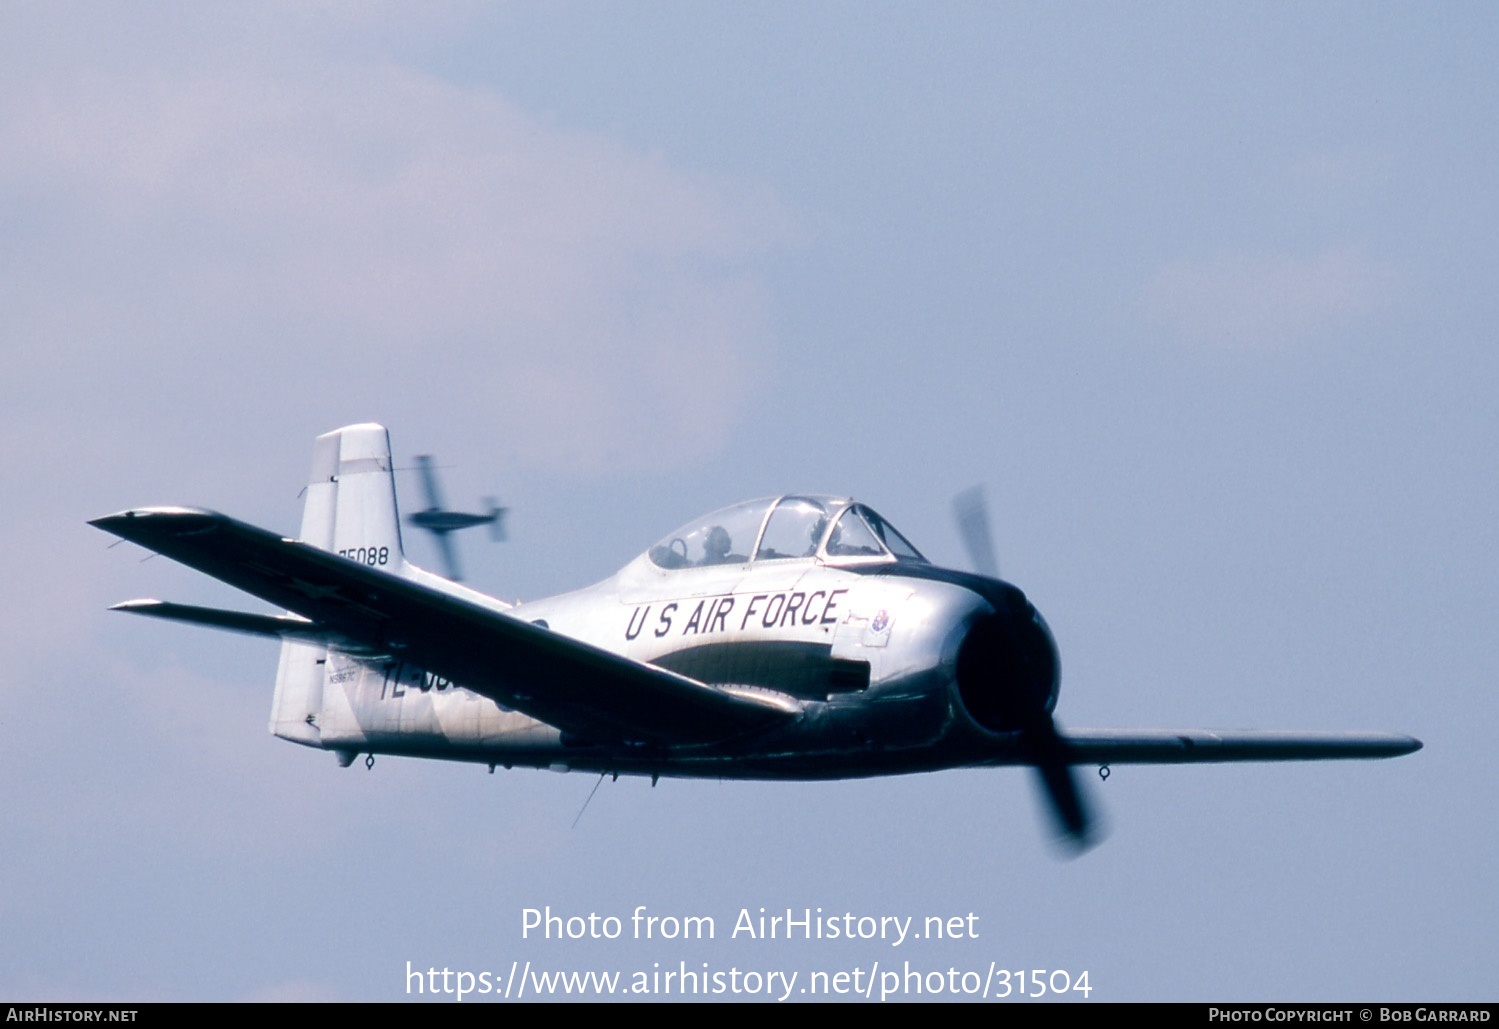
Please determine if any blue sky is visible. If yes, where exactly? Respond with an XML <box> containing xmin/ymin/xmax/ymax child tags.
<box><xmin>2</xmin><ymin>2</ymin><xmax>1494</xmax><ymax>1001</ymax></box>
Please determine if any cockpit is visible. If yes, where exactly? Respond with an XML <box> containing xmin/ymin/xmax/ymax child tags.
<box><xmin>645</xmin><ymin>495</ymin><xmax>926</xmax><ymax>571</ymax></box>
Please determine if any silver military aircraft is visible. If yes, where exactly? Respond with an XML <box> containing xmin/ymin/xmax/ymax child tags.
<box><xmin>404</xmin><ymin>453</ymin><xmax>506</xmax><ymax>581</ymax></box>
<box><xmin>92</xmin><ymin>424</ymin><xmax>1420</xmax><ymax>850</ymax></box>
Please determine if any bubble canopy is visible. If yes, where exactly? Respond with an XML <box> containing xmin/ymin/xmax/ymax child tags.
<box><xmin>646</xmin><ymin>495</ymin><xmax>926</xmax><ymax>570</ymax></box>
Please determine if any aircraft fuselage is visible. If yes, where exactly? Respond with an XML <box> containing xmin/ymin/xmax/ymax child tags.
<box><xmin>310</xmin><ymin>558</ymin><xmax>1044</xmax><ymax>780</ymax></box>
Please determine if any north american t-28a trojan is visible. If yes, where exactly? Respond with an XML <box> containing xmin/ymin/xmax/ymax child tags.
<box><xmin>92</xmin><ymin>424</ymin><xmax>1420</xmax><ymax>849</ymax></box>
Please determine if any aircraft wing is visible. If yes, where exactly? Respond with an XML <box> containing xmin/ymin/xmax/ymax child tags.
<box><xmin>1057</xmin><ymin>728</ymin><xmax>1421</xmax><ymax>764</ymax></box>
<box><xmin>91</xmin><ymin>507</ymin><xmax>801</xmax><ymax>745</ymax></box>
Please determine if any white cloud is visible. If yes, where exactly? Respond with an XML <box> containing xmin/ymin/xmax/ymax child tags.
<box><xmin>1144</xmin><ymin>247</ymin><xmax>1395</xmax><ymax>351</ymax></box>
<box><xmin>0</xmin><ymin>5</ymin><xmax>796</xmax><ymax>702</ymax></box>
<box><xmin>0</xmin><ymin>5</ymin><xmax>795</xmax><ymax>475</ymax></box>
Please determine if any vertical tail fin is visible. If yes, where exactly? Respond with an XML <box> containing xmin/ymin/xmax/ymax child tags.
<box><xmin>303</xmin><ymin>422</ymin><xmax>408</xmax><ymax>570</ymax></box>
<box><xmin>269</xmin><ymin>424</ymin><xmax>407</xmax><ymax>746</ymax></box>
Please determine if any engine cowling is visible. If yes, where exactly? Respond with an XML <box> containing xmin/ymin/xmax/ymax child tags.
<box><xmin>953</xmin><ymin>591</ymin><xmax>1060</xmax><ymax>735</ymax></box>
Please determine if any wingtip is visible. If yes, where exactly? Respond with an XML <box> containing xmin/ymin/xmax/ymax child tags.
<box><xmin>108</xmin><ymin>599</ymin><xmax>170</xmax><ymax>614</ymax></box>
<box><xmin>89</xmin><ymin>510</ymin><xmax>135</xmax><ymax>531</ymax></box>
<box><xmin>1366</xmin><ymin>732</ymin><xmax>1423</xmax><ymax>757</ymax></box>
<box><xmin>90</xmin><ymin>507</ymin><xmax>222</xmax><ymax>537</ymax></box>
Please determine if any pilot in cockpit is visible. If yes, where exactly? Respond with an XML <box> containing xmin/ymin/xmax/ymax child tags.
<box><xmin>806</xmin><ymin>516</ymin><xmax>828</xmax><ymax>558</ymax></box>
<box><xmin>702</xmin><ymin>524</ymin><xmax>733</xmax><ymax>565</ymax></box>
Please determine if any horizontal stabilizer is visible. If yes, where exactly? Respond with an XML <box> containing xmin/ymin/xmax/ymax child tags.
<box><xmin>107</xmin><ymin>599</ymin><xmax>378</xmax><ymax>654</ymax></box>
<box><xmin>111</xmin><ymin>599</ymin><xmax>314</xmax><ymax>638</ymax></box>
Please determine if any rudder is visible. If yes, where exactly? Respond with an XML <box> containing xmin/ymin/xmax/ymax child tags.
<box><xmin>309</xmin><ymin>423</ymin><xmax>408</xmax><ymax>571</ymax></box>
<box><xmin>269</xmin><ymin>423</ymin><xmax>407</xmax><ymax>747</ymax></box>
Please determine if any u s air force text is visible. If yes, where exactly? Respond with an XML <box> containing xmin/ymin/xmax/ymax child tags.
<box><xmin>521</xmin><ymin>905</ymin><xmax>978</xmax><ymax>947</ymax></box>
<box><xmin>622</xmin><ymin>589</ymin><xmax>849</xmax><ymax>640</ymax></box>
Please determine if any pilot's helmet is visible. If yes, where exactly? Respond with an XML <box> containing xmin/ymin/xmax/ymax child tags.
<box><xmin>807</xmin><ymin>516</ymin><xmax>828</xmax><ymax>555</ymax></box>
<box><xmin>705</xmin><ymin>525</ymin><xmax>732</xmax><ymax>560</ymax></box>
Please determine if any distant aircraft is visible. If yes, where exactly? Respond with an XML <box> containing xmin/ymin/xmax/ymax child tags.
<box><xmin>92</xmin><ymin>424</ymin><xmax>1419</xmax><ymax>852</ymax></box>
<box><xmin>404</xmin><ymin>453</ymin><xmax>505</xmax><ymax>581</ymax></box>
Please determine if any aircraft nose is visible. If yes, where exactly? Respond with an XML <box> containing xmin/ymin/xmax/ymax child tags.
<box><xmin>951</xmin><ymin>588</ymin><xmax>1090</xmax><ymax>847</ymax></box>
<box><xmin>953</xmin><ymin>589</ymin><xmax>1060</xmax><ymax>734</ymax></box>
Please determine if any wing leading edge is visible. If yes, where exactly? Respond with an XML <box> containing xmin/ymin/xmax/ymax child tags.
<box><xmin>91</xmin><ymin>507</ymin><xmax>800</xmax><ymax>746</ymax></box>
